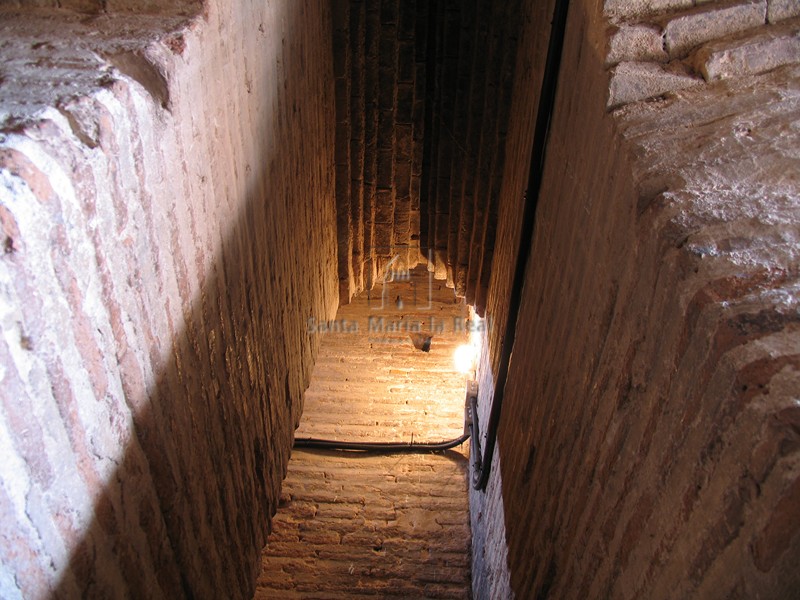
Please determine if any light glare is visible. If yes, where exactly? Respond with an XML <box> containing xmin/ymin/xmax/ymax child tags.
<box><xmin>454</xmin><ymin>344</ymin><xmax>477</xmax><ymax>374</ymax></box>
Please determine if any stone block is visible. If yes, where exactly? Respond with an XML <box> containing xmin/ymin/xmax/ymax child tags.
<box><xmin>374</xmin><ymin>188</ymin><xmax>394</xmax><ymax>223</ymax></box>
<box><xmin>374</xmin><ymin>220</ymin><xmax>393</xmax><ymax>248</ymax></box>
<box><xmin>692</xmin><ymin>23</ymin><xmax>800</xmax><ymax>80</ymax></box>
<box><xmin>395</xmin><ymin>123</ymin><xmax>413</xmax><ymax>156</ymax></box>
<box><xmin>395</xmin><ymin>160</ymin><xmax>412</xmax><ymax>198</ymax></box>
<box><xmin>376</xmin><ymin>148</ymin><xmax>394</xmax><ymax>188</ymax></box>
<box><xmin>768</xmin><ymin>0</ymin><xmax>800</xmax><ymax>22</ymax></box>
<box><xmin>604</xmin><ymin>0</ymin><xmax>692</xmax><ymax>22</ymax></box>
<box><xmin>378</xmin><ymin>109</ymin><xmax>395</xmax><ymax>146</ymax></box>
<box><xmin>607</xmin><ymin>24</ymin><xmax>668</xmax><ymax>65</ymax></box>
<box><xmin>607</xmin><ymin>61</ymin><xmax>703</xmax><ymax>108</ymax></box>
<box><xmin>664</xmin><ymin>0</ymin><xmax>767</xmax><ymax>57</ymax></box>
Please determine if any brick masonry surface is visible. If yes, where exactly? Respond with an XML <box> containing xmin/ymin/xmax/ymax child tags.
<box><xmin>604</xmin><ymin>0</ymin><xmax>800</xmax><ymax>107</ymax></box>
<box><xmin>0</xmin><ymin>2</ymin><xmax>338</xmax><ymax>598</ymax></box>
<box><xmin>256</xmin><ymin>266</ymin><xmax>474</xmax><ymax>599</ymax></box>
<box><xmin>1</xmin><ymin>0</ymin><xmax>799</xmax><ymax>597</ymax></box>
<box><xmin>476</xmin><ymin>0</ymin><xmax>800</xmax><ymax>596</ymax></box>
<box><xmin>332</xmin><ymin>0</ymin><xmax>526</xmax><ymax>313</ymax></box>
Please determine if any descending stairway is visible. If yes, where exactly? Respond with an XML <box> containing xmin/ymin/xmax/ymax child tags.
<box><xmin>256</xmin><ymin>266</ymin><xmax>473</xmax><ymax>599</ymax></box>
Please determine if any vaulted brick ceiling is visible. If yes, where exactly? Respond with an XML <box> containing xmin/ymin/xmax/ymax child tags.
<box><xmin>333</xmin><ymin>0</ymin><xmax>523</xmax><ymax>313</ymax></box>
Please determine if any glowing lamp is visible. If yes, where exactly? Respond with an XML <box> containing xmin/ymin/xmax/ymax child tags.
<box><xmin>454</xmin><ymin>344</ymin><xmax>478</xmax><ymax>374</ymax></box>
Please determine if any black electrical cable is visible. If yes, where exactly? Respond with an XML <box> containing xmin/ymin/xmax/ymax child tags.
<box><xmin>294</xmin><ymin>378</ymin><xmax>479</xmax><ymax>455</ymax></box>
<box><xmin>469</xmin><ymin>394</ymin><xmax>482</xmax><ymax>473</ymax></box>
<box><xmin>471</xmin><ymin>0</ymin><xmax>571</xmax><ymax>491</ymax></box>
<box><xmin>293</xmin><ymin>434</ymin><xmax>470</xmax><ymax>453</ymax></box>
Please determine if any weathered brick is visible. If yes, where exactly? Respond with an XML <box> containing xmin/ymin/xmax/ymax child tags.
<box><xmin>478</xmin><ymin>1</ymin><xmax>800</xmax><ymax>598</ymax></box>
<box><xmin>663</xmin><ymin>0</ymin><xmax>767</xmax><ymax>57</ymax></box>
<box><xmin>0</xmin><ymin>2</ymin><xmax>339</xmax><ymax>598</ymax></box>
<box><xmin>768</xmin><ymin>0</ymin><xmax>800</xmax><ymax>22</ymax></box>
<box><xmin>604</xmin><ymin>0</ymin><xmax>693</xmax><ymax>21</ymax></box>
<box><xmin>607</xmin><ymin>24</ymin><xmax>668</xmax><ymax>65</ymax></box>
<box><xmin>608</xmin><ymin>60</ymin><xmax>703</xmax><ymax>108</ymax></box>
<box><xmin>692</xmin><ymin>22</ymin><xmax>800</xmax><ymax>80</ymax></box>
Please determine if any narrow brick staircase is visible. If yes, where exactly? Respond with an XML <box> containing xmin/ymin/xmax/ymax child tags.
<box><xmin>256</xmin><ymin>266</ymin><xmax>473</xmax><ymax>599</ymax></box>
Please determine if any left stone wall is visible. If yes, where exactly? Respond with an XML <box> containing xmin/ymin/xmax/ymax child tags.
<box><xmin>0</xmin><ymin>1</ymin><xmax>338</xmax><ymax>597</ymax></box>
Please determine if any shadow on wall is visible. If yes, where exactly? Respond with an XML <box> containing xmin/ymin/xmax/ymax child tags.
<box><xmin>469</xmin><ymin>336</ymin><xmax>514</xmax><ymax>600</ymax></box>
<box><xmin>492</xmin><ymin>0</ymin><xmax>800</xmax><ymax>596</ymax></box>
<box><xmin>0</xmin><ymin>1</ymin><xmax>337</xmax><ymax>598</ymax></box>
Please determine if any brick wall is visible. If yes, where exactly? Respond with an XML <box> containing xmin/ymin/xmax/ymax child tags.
<box><xmin>477</xmin><ymin>0</ymin><xmax>800</xmax><ymax>597</ymax></box>
<box><xmin>467</xmin><ymin>0</ymin><xmax>561</xmax><ymax>594</ymax></box>
<box><xmin>605</xmin><ymin>0</ymin><xmax>800</xmax><ymax>108</ymax></box>
<box><xmin>0</xmin><ymin>1</ymin><xmax>337</xmax><ymax>597</ymax></box>
<box><xmin>332</xmin><ymin>0</ymin><xmax>526</xmax><ymax>312</ymax></box>
<box><xmin>469</xmin><ymin>337</ymin><xmax>514</xmax><ymax>600</ymax></box>
<box><xmin>257</xmin><ymin>267</ymin><xmax>473</xmax><ymax>598</ymax></box>
<box><xmin>0</xmin><ymin>0</ymin><xmax>199</xmax><ymax>11</ymax></box>
<box><xmin>3</xmin><ymin>0</ymin><xmax>798</xmax><ymax>597</ymax></box>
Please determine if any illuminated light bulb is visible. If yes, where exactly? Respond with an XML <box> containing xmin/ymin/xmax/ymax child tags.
<box><xmin>454</xmin><ymin>344</ymin><xmax>477</xmax><ymax>374</ymax></box>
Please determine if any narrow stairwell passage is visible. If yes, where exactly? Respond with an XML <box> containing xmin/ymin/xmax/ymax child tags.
<box><xmin>256</xmin><ymin>266</ymin><xmax>473</xmax><ymax>599</ymax></box>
